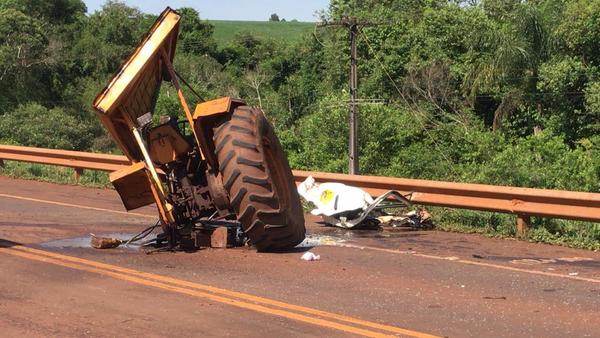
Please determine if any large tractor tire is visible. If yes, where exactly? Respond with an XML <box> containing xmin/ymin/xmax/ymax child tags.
<box><xmin>212</xmin><ymin>106</ymin><xmax>305</xmax><ymax>251</ymax></box>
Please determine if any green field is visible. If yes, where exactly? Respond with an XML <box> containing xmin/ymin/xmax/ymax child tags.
<box><xmin>210</xmin><ymin>20</ymin><xmax>314</xmax><ymax>46</ymax></box>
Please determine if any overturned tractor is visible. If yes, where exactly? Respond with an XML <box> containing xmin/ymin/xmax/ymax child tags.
<box><xmin>92</xmin><ymin>8</ymin><xmax>305</xmax><ymax>251</ymax></box>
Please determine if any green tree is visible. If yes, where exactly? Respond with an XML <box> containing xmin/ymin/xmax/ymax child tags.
<box><xmin>481</xmin><ymin>0</ymin><xmax>521</xmax><ymax>20</ymax></box>
<box><xmin>583</xmin><ymin>81</ymin><xmax>600</xmax><ymax>137</ymax></box>
<box><xmin>556</xmin><ymin>0</ymin><xmax>600</xmax><ymax>66</ymax></box>
<box><xmin>0</xmin><ymin>8</ymin><xmax>48</xmax><ymax>111</ymax></box>
<box><xmin>536</xmin><ymin>56</ymin><xmax>594</xmax><ymax>142</ymax></box>
<box><xmin>464</xmin><ymin>3</ymin><xmax>553</xmax><ymax>132</ymax></box>
<box><xmin>177</xmin><ymin>7</ymin><xmax>217</xmax><ymax>56</ymax></box>
<box><xmin>0</xmin><ymin>0</ymin><xmax>86</xmax><ymax>25</ymax></box>
<box><xmin>73</xmin><ymin>1</ymin><xmax>146</xmax><ymax>77</ymax></box>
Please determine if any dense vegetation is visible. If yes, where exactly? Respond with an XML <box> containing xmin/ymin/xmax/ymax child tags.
<box><xmin>0</xmin><ymin>0</ymin><xmax>598</xmax><ymax>249</ymax></box>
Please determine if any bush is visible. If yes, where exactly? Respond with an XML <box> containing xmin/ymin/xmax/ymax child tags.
<box><xmin>282</xmin><ymin>94</ymin><xmax>420</xmax><ymax>174</ymax></box>
<box><xmin>0</xmin><ymin>103</ymin><xmax>94</xmax><ymax>150</ymax></box>
<box><xmin>474</xmin><ymin>132</ymin><xmax>599</xmax><ymax>191</ymax></box>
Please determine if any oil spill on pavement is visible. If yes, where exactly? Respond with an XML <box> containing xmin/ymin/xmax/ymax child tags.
<box><xmin>295</xmin><ymin>234</ymin><xmax>348</xmax><ymax>248</ymax></box>
<box><xmin>39</xmin><ymin>232</ymin><xmax>349</xmax><ymax>251</ymax></box>
<box><xmin>313</xmin><ymin>225</ymin><xmax>427</xmax><ymax>240</ymax></box>
<box><xmin>39</xmin><ymin>233</ymin><xmax>149</xmax><ymax>250</ymax></box>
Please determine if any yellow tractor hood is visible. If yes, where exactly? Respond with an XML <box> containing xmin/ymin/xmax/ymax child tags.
<box><xmin>92</xmin><ymin>7</ymin><xmax>181</xmax><ymax>161</ymax></box>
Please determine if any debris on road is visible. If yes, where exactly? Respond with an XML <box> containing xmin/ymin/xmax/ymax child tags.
<box><xmin>296</xmin><ymin>234</ymin><xmax>346</xmax><ymax>248</ymax></box>
<box><xmin>298</xmin><ymin>176</ymin><xmax>431</xmax><ymax>230</ymax></box>
<box><xmin>210</xmin><ymin>227</ymin><xmax>228</xmax><ymax>248</ymax></box>
<box><xmin>377</xmin><ymin>209</ymin><xmax>432</xmax><ymax>229</ymax></box>
<box><xmin>483</xmin><ymin>296</ymin><xmax>507</xmax><ymax>300</ymax></box>
<box><xmin>297</xmin><ymin>175</ymin><xmax>374</xmax><ymax>217</ymax></box>
<box><xmin>90</xmin><ymin>234</ymin><xmax>123</xmax><ymax>249</ymax></box>
<box><xmin>91</xmin><ymin>223</ymin><xmax>158</xmax><ymax>250</ymax></box>
<box><xmin>301</xmin><ymin>251</ymin><xmax>321</xmax><ymax>261</ymax></box>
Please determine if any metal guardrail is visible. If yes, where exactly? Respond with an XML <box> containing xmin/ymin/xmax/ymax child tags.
<box><xmin>295</xmin><ymin>171</ymin><xmax>600</xmax><ymax>235</ymax></box>
<box><xmin>0</xmin><ymin>145</ymin><xmax>129</xmax><ymax>172</ymax></box>
<box><xmin>1</xmin><ymin>144</ymin><xmax>599</xmax><ymax>235</ymax></box>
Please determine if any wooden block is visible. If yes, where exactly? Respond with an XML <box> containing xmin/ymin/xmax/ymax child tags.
<box><xmin>210</xmin><ymin>227</ymin><xmax>228</xmax><ymax>248</ymax></box>
<box><xmin>192</xmin><ymin>231</ymin><xmax>210</xmax><ymax>248</ymax></box>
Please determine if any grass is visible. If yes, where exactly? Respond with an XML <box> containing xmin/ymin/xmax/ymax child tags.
<box><xmin>433</xmin><ymin>207</ymin><xmax>600</xmax><ymax>251</ymax></box>
<box><xmin>0</xmin><ymin>161</ymin><xmax>111</xmax><ymax>188</ymax></box>
<box><xmin>210</xmin><ymin>20</ymin><xmax>314</xmax><ymax>46</ymax></box>
<box><xmin>1</xmin><ymin>161</ymin><xmax>598</xmax><ymax>251</ymax></box>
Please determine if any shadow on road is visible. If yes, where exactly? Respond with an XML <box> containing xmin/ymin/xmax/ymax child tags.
<box><xmin>0</xmin><ymin>238</ymin><xmax>22</xmax><ymax>248</ymax></box>
<box><xmin>269</xmin><ymin>246</ymin><xmax>314</xmax><ymax>254</ymax></box>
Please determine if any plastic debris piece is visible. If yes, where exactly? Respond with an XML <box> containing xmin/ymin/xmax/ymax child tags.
<box><xmin>297</xmin><ymin>176</ymin><xmax>373</xmax><ymax>217</ymax></box>
<box><xmin>301</xmin><ymin>251</ymin><xmax>321</xmax><ymax>261</ymax></box>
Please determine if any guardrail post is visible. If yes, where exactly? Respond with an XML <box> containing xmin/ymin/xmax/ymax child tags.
<box><xmin>74</xmin><ymin>168</ymin><xmax>83</xmax><ymax>183</ymax></box>
<box><xmin>516</xmin><ymin>214</ymin><xmax>530</xmax><ymax>237</ymax></box>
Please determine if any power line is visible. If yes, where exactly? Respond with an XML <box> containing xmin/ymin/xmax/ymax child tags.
<box><xmin>357</xmin><ymin>26</ymin><xmax>460</xmax><ymax>176</ymax></box>
<box><xmin>173</xmin><ymin>69</ymin><xmax>205</xmax><ymax>102</ymax></box>
<box><xmin>317</xmin><ymin>18</ymin><xmax>380</xmax><ymax>175</ymax></box>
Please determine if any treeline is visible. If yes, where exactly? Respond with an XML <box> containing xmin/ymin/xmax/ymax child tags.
<box><xmin>0</xmin><ymin>1</ymin><xmax>598</xmax><ymax>246</ymax></box>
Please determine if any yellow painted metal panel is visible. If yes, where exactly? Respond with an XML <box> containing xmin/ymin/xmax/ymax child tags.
<box><xmin>109</xmin><ymin>162</ymin><xmax>155</xmax><ymax>211</ymax></box>
<box><xmin>93</xmin><ymin>8</ymin><xmax>180</xmax><ymax>115</ymax></box>
<box><xmin>192</xmin><ymin>97</ymin><xmax>232</xmax><ymax>119</ymax></box>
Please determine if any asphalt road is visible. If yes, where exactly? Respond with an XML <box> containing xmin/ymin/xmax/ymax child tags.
<box><xmin>0</xmin><ymin>176</ymin><xmax>599</xmax><ymax>337</ymax></box>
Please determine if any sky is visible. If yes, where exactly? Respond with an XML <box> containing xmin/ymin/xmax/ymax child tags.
<box><xmin>83</xmin><ymin>0</ymin><xmax>330</xmax><ymax>22</ymax></box>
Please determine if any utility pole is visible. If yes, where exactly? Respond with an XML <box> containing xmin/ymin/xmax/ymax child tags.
<box><xmin>349</xmin><ymin>23</ymin><xmax>359</xmax><ymax>175</ymax></box>
<box><xmin>318</xmin><ymin>17</ymin><xmax>374</xmax><ymax>175</ymax></box>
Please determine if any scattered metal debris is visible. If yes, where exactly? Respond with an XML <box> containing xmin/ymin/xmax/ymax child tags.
<box><xmin>298</xmin><ymin>175</ymin><xmax>432</xmax><ymax>230</ymax></box>
<box><xmin>377</xmin><ymin>209</ymin><xmax>432</xmax><ymax>229</ymax></box>
<box><xmin>88</xmin><ymin>218</ymin><xmax>248</xmax><ymax>252</ymax></box>
<box><xmin>90</xmin><ymin>222</ymin><xmax>161</xmax><ymax>250</ymax></box>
